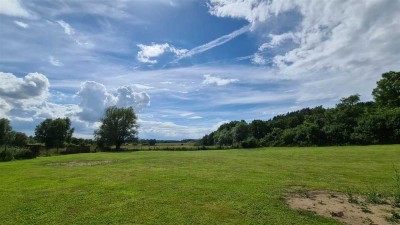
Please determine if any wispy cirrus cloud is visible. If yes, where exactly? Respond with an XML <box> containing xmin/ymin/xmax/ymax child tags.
<box><xmin>202</xmin><ymin>74</ymin><xmax>238</xmax><ymax>86</ymax></box>
<box><xmin>48</xmin><ymin>56</ymin><xmax>63</xmax><ymax>66</ymax></box>
<box><xmin>57</xmin><ymin>20</ymin><xmax>75</xmax><ymax>35</ymax></box>
<box><xmin>14</xmin><ymin>20</ymin><xmax>29</xmax><ymax>28</ymax></box>
<box><xmin>176</xmin><ymin>24</ymin><xmax>250</xmax><ymax>61</ymax></box>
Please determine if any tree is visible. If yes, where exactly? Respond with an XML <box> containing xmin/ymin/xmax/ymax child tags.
<box><xmin>250</xmin><ymin>120</ymin><xmax>269</xmax><ymax>139</ymax></box>
<box><xmin>232</xmin><ymin>121</ymin><xmax>249</xmax><ymax>143</ymax></box>
<box><xmin>0</xmin><ymin>118</ymin><xmax>12</xmax><ymax>150</ymax></box>
<box><xmin>94</xmin><ymin>106</ymin><xmax>138</xmax><ymax>151</ymax></box>
<box><xmin>214</xmin><ymin>129</ymin><xmax>232</xmax><ymax>148</ymax></box>
<box><xmin>337</xmin><ymin>94</ymin><xmax>360</xmax><ymax>107</ymax></box>
<box><xmin>372</xmin><ymin>71</ymin><xmax>400</xmax><ymax>108</ymax></box>
<box><xmin>35</xmin><ymin>118</ymin><xmax>74</xmax><ymax>150</ymax></box>
<box><xmin>11</xmin><ymin>131</ymin><xmax>28</xmax><ymax>147</ymax></box>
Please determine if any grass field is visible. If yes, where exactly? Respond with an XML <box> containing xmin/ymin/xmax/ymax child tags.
<box><xmin>1</xmin><ymin>145</ymin><xmax>399</xmax><ymax>224</ymax></box>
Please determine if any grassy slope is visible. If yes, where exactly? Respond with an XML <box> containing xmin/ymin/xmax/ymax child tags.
<box><xmin>0</xmin><ymin>145</ymin><xmax>399</xmax><ymax>224</ymax></box>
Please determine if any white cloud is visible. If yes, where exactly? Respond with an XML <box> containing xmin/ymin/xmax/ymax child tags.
<box><xmin>115</xmin><ymin>86</ymin><xmax>151</xmax><ymax>110</ymax></box>
<box><xmin>209</xmin><ymin>0</ymin><xmax>400</xmax><ymax>76</ymax></box>
<box><xmin>0</xmin><ymin>98</ymin><xmax>12</xmax><ymax>118</ymax></box>
<box><xmin>189</xmin><ymin>116</ymin><xmax>202</xmax><ymax>119</ymax></box>
<box><xmin>259</xmin><ymin>32</ymin><xmax>298</xmax><ymax>50</ymax></box>
<box><xmin>33</xmin><ymin>102</ymin><xmax>80</xmax><ymax>120</ymax></box>
<box><xmin>176</xmin><ymin>24</ymin><xmax>250</xmax><ymax>61</ymax></box>
<box><xmin>137</xmin><ymin>43</ymin><xmax>188</xmax><ymax>64</ymax></box>
<box><xmin>76</xmin><ymin>81</ymin><xmax>150</xmax><ymax>122</ymax></box>
<box><xmin>0</xmin><ymin>72</ymin><xmax>49</xmax><ymax>104</ymax></box>
<box><xmin>252</xmin><ymin>53</ymin><xmax>267</xmax><ymax>65</ymax></box>
<box><xmin>76</xmin><ymin>81</ymin><xmax>117</xmax><ymax>122</ymax></box>
<box><xmin>208</xmin><ymin>0</ymin><xmax>299</xmax><ymax>28</ymax></box>
<box><xmin>138</xmin><ymin>119</ymin><xmax>211</xmax><ymax>139</ymax></box>
<box><xmin>48</xmin><ymin>55</ymin><xmax>63</xmax><ymax>66</ymax></box>
<box><xmin>179</xmin><ymin>112</ymin><xmax>195</xmax><ymax>117</ymax></box>
<box><xmin>133</xmin><ymin>84</ymin><xmax>154</xmax><ymax>90</ymax></box>
<box><xmin>202</xmin><ymin>74</ymin><xmax>238</xmax><ymax>86</ymax></box>
<box><xmin>57</xmin><ymin>20</ymin><xmax>75</xmax><ymax>35</ymax></box>
<box><xmin>14</xmin><ymin>20</ymin><xmax>29</xmax><ymax>28</ymax></box>
<box><xmin>0</xmin><ymin>0</ymin><xmax>30</xmax><ymax>18</ymax></box>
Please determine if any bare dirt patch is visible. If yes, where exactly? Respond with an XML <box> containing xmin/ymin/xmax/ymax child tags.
<box><xmin>47</xmin><ymin>160</ymin><xmax>114</xmax><ymax>167</ymax></box>
<box><xmin>286</xmin><ymin>190</ymin><xmax>400</xmax><ymax>225</ymax></box>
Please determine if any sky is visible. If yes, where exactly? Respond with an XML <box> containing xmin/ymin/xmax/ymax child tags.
<box><xmin>0</xmin><ymin>0</ymin><xmax>400</xmax><ymax>140</ymax></box>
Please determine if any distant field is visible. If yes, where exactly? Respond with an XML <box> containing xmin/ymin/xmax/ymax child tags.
<box><xmin>0</xmin><ymin>145</ymin><xmax>399</xmax><ymax>224</ymax></box>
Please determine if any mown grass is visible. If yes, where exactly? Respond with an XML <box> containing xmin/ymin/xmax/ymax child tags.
<box><xmin>0</xmin><ymin>145</ymin><xmax>399</xmax><ymax>224</ymax></box>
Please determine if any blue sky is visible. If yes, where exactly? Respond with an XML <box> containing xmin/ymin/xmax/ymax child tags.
<box><xmin>1</xmin><ymin>0</ymin><xmax>400</xmax><ymax>139</ymax></box>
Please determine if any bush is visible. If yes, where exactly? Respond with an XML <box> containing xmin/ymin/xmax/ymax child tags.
<box><xmin>63</xmin><ymin>146</ymin><xmax>91</xmax><ymax>154</ymax></box>
<box><xmin>241</xmin><ymin>137</ymin><xmax>259</xmax><ymax>148</ymax></box>
<box><xmin>0</xmin><ymin>149</ymin><xmax>14</xmax><ymax>162</ymax></box>
<box><xmin>0</xmin><ymin>147</ymin><xmax>36</xmax><ymax>162</ymax></box>
<box><xmin>14</xmin><ymin>148</ymin><xmax>35</xmax><ymax>160</ymax></box>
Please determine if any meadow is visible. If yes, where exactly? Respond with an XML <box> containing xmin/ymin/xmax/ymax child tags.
<box><xmin>0</xmin><ymin>145</ymin><xmax>399</xmax><ymax>224</ymax></box>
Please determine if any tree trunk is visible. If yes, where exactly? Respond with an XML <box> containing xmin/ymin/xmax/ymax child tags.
<box><xmin>116</xmin><ymin>142</ymin><xmax>121</xmax><ymax>151</ymax></box>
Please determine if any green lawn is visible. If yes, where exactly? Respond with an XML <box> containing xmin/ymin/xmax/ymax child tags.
<box><xmin>1</xmin><ymin>145</ymin><xmax>399</xmax><ymax>224</ymax></box>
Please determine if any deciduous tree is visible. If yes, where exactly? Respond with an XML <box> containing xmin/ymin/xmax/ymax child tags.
<box><xmin>94</xmin><ymin>107</ymin><xmax>138</xmax><ymax>151</ymax></box>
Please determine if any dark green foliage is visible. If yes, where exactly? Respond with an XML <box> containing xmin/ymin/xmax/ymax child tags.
<box><xmin>0</xmin><ymin>118</ymin><xmax>12</xmax><ymax>149</ymax></box>
<box><xmin>201</xmin><ymin>71</ymin><xmax>400</xmax><ymax>148</ymax></box>
<box><xmin>0</xmin><ymin>147</ymin><xmax>36</xmax><ymax>162</ymax></box>
<box><xmin>94</xmin><ymin>106</ymin><xmax>138</xmax><ymax>151</ymax></box>
<box><xmin>148</xmin><ymin>139</ymin><xmax>157</xmax><ymax>146</ymax></box>
<box><xmin>70</xmin><ymin>137</ymin><xmax>93</xmax><ymax>146</ymax></box>
<box><xmin>0</xmin><ymin>149</ymin><xmax>14</xmax><ymax>161</ymax></box>
<box><xmin>214</xmin><ymin>129</ymin><xmax>233</xmax><ymax>147</ymax></box>
<box><xmin>11</xmin><ymin>131</ymin><xmax>28</xmax><ymax>147</ymax></box>
<box><xmin>232</xmin><ymin>121</ymin><xmax>249</xmax><ymax>143</ymax></box>
<box><xmin>63</xmin><ymin>146</ymin><xmax>91</xmax><ymax>154</ymax></box>
<box><xmin>241</xmin><ymin>136</ymin><xmax>258</xmax><ymax>148</ymax></box>
<box><xmin>249</xmin><ymin>120</ymin><xmax>269</xmax><ymax>139</ymax></box>
<box><xmin>366</xmin><ymin>186</ymin><xmax>387</xmax><ymax>204</ymax></box>
<box><xmin>388</xmin><ymin>211</ymin><xmax>400</xmax><ymax>223</ymax></box>
<box><xmin>347</xmin><ymin>192</ymin><xmax>360</xmax><ymax>204</ymax></box>
<box><xmin>373</xmin><ymin>71</ymin><xmax>400</xmax><ymax>108</ymax></box>
<box><xmin>35</xmin><ymin>118</ymin><xmax>74</xmax><ymax>149</ymax></box>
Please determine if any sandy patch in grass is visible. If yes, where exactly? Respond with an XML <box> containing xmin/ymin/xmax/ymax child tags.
<box><xmin>286</xmin><ymin>190</ymin><xmax>400</xmax><ymax>225</ymax></box>
<box><xmin>47</xmin><ymin>161</ymin><xmax>114</xmax><ymax>167</ymax></box>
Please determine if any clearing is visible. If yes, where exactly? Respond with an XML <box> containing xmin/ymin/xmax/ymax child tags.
<box><xmin>0</xmin><ymin>145</ymin><xmax>399</xmax><ymax>224</ymax></box>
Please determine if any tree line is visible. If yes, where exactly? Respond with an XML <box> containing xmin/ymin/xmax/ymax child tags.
<box><xmin>200</xmin><ymin>71</ymin><xmax>400</xmax><ymax>148</ymax></box>
<box><xmin>0</xmin><ymin>106</ymin><xmax>138</xmax><ymax>161</ymax></box>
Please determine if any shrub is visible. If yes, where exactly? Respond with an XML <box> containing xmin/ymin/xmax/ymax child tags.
<box><xmin>63</xmin><ymin>146</ymin><xmax>91</xmax><ymax>154</ymax></box>
<box><xmin>0</xmin><ymin>147</ymin><xmax>36</xmax><ymax>162</ymax></box>
<box><xmin>241</xmin><ymin>137</ymin><xmax>259</xmax><ymax>148</ymax></box>
<box><xmin>13</xmin><ymin>148</ymin><xmax>35</xmax><ymax>160</ymax></box>
<box><xmin>0</xmin><ymin>149</ymin><xmax>14</xmax><ymax>162</ymax></box>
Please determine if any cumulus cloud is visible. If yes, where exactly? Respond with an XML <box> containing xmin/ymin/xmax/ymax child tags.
<box><xmin>115</xmin><ymin>86</ymin><xmax>150</xmax><ymax>110</ymax></box>
<box><xmin>76</xmin><ymin>81</ymin><xmax>116</xmax><ymax>122</ymax></box>
<box><xmin>137</xmin><ymin>43</ymin><xmax>188</xmax><ymax>64</ymax></box>
<box><xmin>35</xmin><ymin>102</ymin><xmax>80</xmax><ymax>119</ymax></box>
<box><xmin>202</xmin><ymin>74</ymin><xmax>238</xmax><ymax>86</ymax></box>
<box><xmin>0</xmin><ymin>72</ymin><xmax>49</xmax><ymax>103</ymax></box>
<box><xmin>76</xmin><ymin>81</ymin><xmax>150</xmax><ymax>122</ymax></box>
<box><xmin>48</xmin><ymin>55</ymin><xmax>63</xmax><ymax>66</ymax></box>
<box><xmin>0</xmin><ymin>0</ymin><xmax>30</xmax><ymax>18</ymax></box>
<box><xmin>14</xmin><ymin>20</ymin><xmax>29</xmax><ymax>28</ymax></box>
<box><xmin>0</xmin><ymin>99</ymin><xmax>12</xmax><ymax>118</ymax></box>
